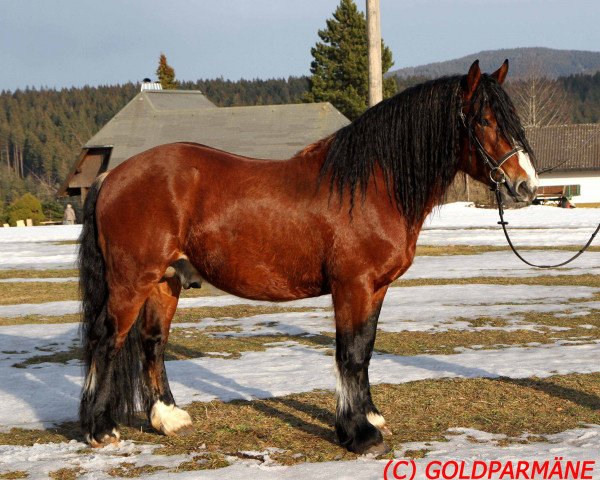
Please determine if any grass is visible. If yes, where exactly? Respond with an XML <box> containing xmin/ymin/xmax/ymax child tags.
<box><xmin>0</xmin><ymin>269</ymin><xmax>77</xmax><ymax>280</ymax></box>
<box><xmin>3</xmin><ymin>372</ymin><xmax>598</xmax><ymax>466</ymax></box>
<box><xmin>12</xmin><ymin>327</ymin><xmax>332</xmax><ymax>367</ymax></box>
<box><xmin>0</xmin><ymin>305</ymin><xmax>319</xmax><ymax>327</ymax></box>
<box><xmin>166</xmin><ymin>329</ymin><xmax>332</xmax><ymax>361</ymax></box>
<box><xmin>13</xmin><ymin>307</ymin><xmax>599</xmax><ymax>368</ymax></box>
<box><xmin>1</xmin><ymin>271</ymin><xmax>598</xmax><ymax>308</ymax></box>
<box><xmin>48</xmin><ymin>467</ymin><xmax>82</xmax><ymax>480</ymax></box>
<box><xmin>392</xmin><ymin>273</ymin><xmax>600</xmax><ymax>289</ymax></box>
<box><xmin>415</xmin><ymin>244</ymin><xmax>600</xmax><ymax>256</ymax></box>
<box><xmin>374</xmin><ymin>320</ymin><xmax>600</xmax><ymax>356</ymax></box>
<box><xmin>0</xmin><ymin>282</ymin><xmax>78</xmax><ymax>306</ymax></box>
<box><xmin>0</xmin><ymin>473</ymin><xmax>28</xmax><ymax>479</ymax></box>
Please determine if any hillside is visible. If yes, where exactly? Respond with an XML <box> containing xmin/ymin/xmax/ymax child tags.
<box><xmin>390</xmin><ymin>47</ymin><xmax>600</xmax><ymax>79</ymax></box>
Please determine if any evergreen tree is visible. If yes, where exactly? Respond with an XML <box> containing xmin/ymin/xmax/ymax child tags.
<box><xmin>156</xmin><ymin>53</ymin><xmax>178</xmax><ymax>90</ymax></box>
<box><xmin>303</xmin><ymin>0</ymin><xmax>396</xmax><ymax>120</ymax></box>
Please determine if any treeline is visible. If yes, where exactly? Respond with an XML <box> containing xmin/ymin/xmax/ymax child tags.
<box><xmin>1</xmin><ymin>72</ymin><xmax>600</xmax><ymax>220</ymax></box>
<box><xmin>180</xmin><ymin>76</ymin><xmax>309</xmax><ymax>106</ymax></box>
<box><xmin>561</xmin><ymin>72</ymin><xmax>600</xmax><ymax>123</ymax></box>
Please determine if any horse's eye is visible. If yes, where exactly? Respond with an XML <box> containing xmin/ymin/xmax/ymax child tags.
<box><xmin>480</xmin><ymin>119</ymin><xmax>489</xmax><ymax>127</ymax></box>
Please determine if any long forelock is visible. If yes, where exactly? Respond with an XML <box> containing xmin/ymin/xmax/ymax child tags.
<box><xmin>468</xmin><ymin>75</ymin><xmax>535</xmax><ymax>164</ymax></box>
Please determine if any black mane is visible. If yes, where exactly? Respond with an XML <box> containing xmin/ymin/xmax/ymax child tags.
<box><xmin>321</xmin><ymin>74</ymin><xmax>532</xmax><ymax>228</ymax></box>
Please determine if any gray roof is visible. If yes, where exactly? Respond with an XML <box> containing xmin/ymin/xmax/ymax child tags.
<box><xmin>85</xmin><ymin>90</ymin><xmax>349</xmax><ymax>168</ymax></box>
<box><xmin>525</xmin><ymin>124</ymin><xmax>600</xmax><ymax>172</ymax></box>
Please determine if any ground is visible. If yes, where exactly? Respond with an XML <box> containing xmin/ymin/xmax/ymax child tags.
<box><xmin>0</xmin><ymin>202</ymin><xmax>598</xmax><ymax>479</ymax></box>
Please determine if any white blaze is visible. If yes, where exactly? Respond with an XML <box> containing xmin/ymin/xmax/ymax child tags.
<box><xmin>517</xmin><ymin>150</ymin><xmax>539</xmax><ymax>189</ymax></box>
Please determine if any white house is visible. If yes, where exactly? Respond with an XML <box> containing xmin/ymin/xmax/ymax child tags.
<box><xmin>526</xmin><ymin>124</ymin><xmax>600</xmax><ymax>204</ymax></box>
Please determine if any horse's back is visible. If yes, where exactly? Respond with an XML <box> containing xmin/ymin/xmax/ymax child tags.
<box><xmin>95</xmin><ymin>142</ymin><xmax>329</xmax><ymax>300</ymax></box>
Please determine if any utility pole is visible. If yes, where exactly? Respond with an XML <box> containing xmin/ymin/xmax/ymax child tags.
<box><xmin>366</xmin><ymin>0</ymin><xmax>382</xmax><ymax>106</ymax></box>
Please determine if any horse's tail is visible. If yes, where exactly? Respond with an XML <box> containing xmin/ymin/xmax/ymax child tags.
<box><xmin>79</xmin><ymin>173</ymin><xmax>148</xmax><ymax>431</ymax></box>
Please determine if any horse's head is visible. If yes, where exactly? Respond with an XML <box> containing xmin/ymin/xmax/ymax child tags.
<box><xmin>459</xmin><ymin>60</ymin><xmax>538</xmax><ymax>203</ymax></box>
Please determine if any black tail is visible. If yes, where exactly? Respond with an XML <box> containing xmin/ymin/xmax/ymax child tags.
<box><xmin>79</xmin><ymin>175</ymin><xmax>149</xmax><ymax>435</ymax></box>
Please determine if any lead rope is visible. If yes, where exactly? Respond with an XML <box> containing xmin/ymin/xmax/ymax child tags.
<box><xmin>493</xmin><ymin>186</ymin><xmax>600</xmax><ymax>268</ymax></box>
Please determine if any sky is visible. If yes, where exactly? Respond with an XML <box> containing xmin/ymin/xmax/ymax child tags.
<box><xmin>1</xmin><ymin>0</ymin><xmax>600</xmax><ymax>92</ymax></box>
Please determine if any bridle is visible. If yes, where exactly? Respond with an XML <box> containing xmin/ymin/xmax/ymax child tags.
<box><xmin>459</xmin><ymin>110</ymin><xmax>523</xmax><ymax>188</ymax></box>
<box><xmin>460</xmin><ymin>110</ymin><xmax>600</xmax><ymax>269</ymax></box>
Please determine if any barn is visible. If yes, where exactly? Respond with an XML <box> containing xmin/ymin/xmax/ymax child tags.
<box><xmin>526</xmin><ymin>124</ymin><xmax>600</xmax><ymax>205</ymax></box>
<box><xmin>58</xmin><ymin>87</ymin><xmax>349</xmax><ymax>201</ymax></box>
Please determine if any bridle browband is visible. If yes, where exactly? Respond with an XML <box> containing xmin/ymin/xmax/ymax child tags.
<box><xmin>459</xmin><ymin>110</ymin><xmax>600</xmax><ymax>269</ymax></box>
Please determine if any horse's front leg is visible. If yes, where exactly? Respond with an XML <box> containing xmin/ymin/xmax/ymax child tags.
<box><xmin>332</xmin><ymin>282</ymin><xmax>390</xmax><ymax>455</ymax></box>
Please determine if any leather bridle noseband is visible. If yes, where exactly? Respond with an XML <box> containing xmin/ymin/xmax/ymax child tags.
<box><xmin>459</xmin><ymin>110</ymin><xmax>600</xmax><ymax>269</ymax></box>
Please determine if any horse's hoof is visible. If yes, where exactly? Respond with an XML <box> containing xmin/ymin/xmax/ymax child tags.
<box><xmin>379</xmin><ymin>425</ymin><xmax>393</xmax><ymax>437</ymax></box>
<box><xmin>150</xmin><ymin>401</ymin><xmax>193</xmax><ymax>436</ymax></box>
<box><xmin>170</xmin><ymin>424</ymin><xmax>195</xmax><ymax>436</ymax></box>
<box><xmin>362</xmin><ymin>441</ymin><xmax>390</xmax><ymax>457</ymax></box>
<box><xmin>85</xmin><ymin>428</ymin><xmax>120</xmax><ymax>448</ymax></box>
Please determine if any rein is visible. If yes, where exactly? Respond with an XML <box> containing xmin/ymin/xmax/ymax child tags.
<box><xmin>492</xmin><ymin>186</ymin><xmax>600</xmax><ymax>268</ymax></box>
<box><xmin>464</xmin><ymin>115</ymin><xmax>600</xmax><ymax>268</ymax></box>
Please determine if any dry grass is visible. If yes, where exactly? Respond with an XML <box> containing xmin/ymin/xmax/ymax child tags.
<box><xmin>415</xmin><ymin>245</ymin><xmax>600</xmax><ymax>256</ymax></box>
<box><xmin>165</xmin><ymin>329</ymin><xmax>332</xmax><ymax>361</ymax></box>
<box><xmin>14</xmin><ymin>308</ymin><xmax>598</xmax><ymax>368</ymax></box>
<box><xmin>48</xmin><ymin>467</ymin><xmax>82</xmax><ymax>480</ymax></box>
<box><xmin>0</xmin><ymin>314</ymin><xmax>80</xmax><ymax>327</ymax></box>
<box><xmin>0</xmin><ymin>269</ymin><xmax>77</xmax><ymax>280</ymax></box>
<box><xmin>123</xmin><ymin>372</ymin><xmax>600</xmax><ymax>463</ymax></box>
<box><xmin>1</xmin><ymin>373</ymin><xmax>598</xmax><ymax>467</ymax></box>
<box><xmin>0</xmin><ymin>282</ymin><xmax>78</xmax><ymax>305</ymax></box>
<box><xmin>0</xmin><ymin>473</ymin><xmax>28</xmax><ymax>479</ymax></box>
<box><xmin>392</xmin><ymin>273</ymin><xmax>600</xmax><ymax>289</ymax></box>
<box><xmin>0</xmin><ymin>305</ymin><xmax>318</xmax><ymax>327</ymax></box>
<box><xmin>374</xmin><ymin>322</ymin><xmax>600</xmax><ymax>356</ymax></box>
<box><xmin>2</xmin><ymin>272</ymin><xmax>598</xmax><ymax>308</ymax></box>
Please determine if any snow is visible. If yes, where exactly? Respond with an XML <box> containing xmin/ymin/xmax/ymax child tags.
<box><xmin>0</xmin><ymin>224</ymin><xmax>81</xmax><ymax>243</ymax></box>
<box><xmin>1</xmin><ymin>285</ymin><xmax>597</xmax><ymax>339</ymax></box>
<box><xmin>407</xmin><ymin>250</ymin><xmax>600</xmax><ymax>278</ymax></box>
<box><xmin>0</xmin><ymin>242</ymin><xmax>77</xmax><ymax>270</ymax></box>
<box><xmin>1</xmin><ymin>320</ymin><xmax>599</xmax><ymax>430</ymax></box>
<box><xmin>0</xmin><ymin>203</ymin><xmax>599</xmax><ymax>478</ymax></box>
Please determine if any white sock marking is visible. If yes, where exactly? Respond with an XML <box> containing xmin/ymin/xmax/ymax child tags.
<box><xmin>366</xmin><ymin>412</ymin><xmax>386</xmax><ymax>428</ymax></box>
<box><xmin>150</xmin><ymin>400</ymin><xmax>193</xmax><ymax>435</ymax></box>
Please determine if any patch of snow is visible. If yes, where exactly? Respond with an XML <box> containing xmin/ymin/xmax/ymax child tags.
<box><xmin>0</xmin><ymin>225</ymin><xmax>81</xmax><ymax>243</ymax></box>
<box><xmin>0</xmin><ymin>242</ymin><xmax>77</xmax><ymax>270</ymax></box>
<box><xmin>406</xmin><ymin>251</ymin><xmax>600</xmax><ymax>278</ymax></box>
<box><xmin>0</xmin><ymin>323</ymin><xmax>599</xmax><ymax>430</ymax></box>
<box><xmin>0</xmin><ymin>277</ymin><xmax>78</xmax><ymax>283</ymax></box>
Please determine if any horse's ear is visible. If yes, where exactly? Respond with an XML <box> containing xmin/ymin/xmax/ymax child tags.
<box><xmin>491</xmin><ymin>59</ymin><xmax>509</xmax><ymax>85</ymax></box>
<box><xmin>463</xmin><ymin>60</ymin><xmax>481</xmax><ymax>101</ymax></box>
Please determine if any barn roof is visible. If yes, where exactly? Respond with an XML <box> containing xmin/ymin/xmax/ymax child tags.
<box><xmin>525</xmin><ymin>124</ymin><xmax>600</xmax><ymax>173</ymax></box>
<box><xmin>84</xmin><ymin>89</ymin><xmax>349</xmax><ymax>169</ymax></box>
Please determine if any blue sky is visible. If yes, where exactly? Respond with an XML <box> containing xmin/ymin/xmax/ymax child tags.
<box><xmin>1</xmin><ymin>0</ymin><xmax>599</xmax><ymax>91</ymax></box>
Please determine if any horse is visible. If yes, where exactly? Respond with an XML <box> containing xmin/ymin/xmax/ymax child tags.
<box><xmin>78</xmin><ymin>60</ymin><xmax>538</xmax><ymax>455</ymax></box>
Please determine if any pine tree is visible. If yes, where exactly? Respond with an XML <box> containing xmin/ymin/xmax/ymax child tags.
<box><xmin>303</xmin><ymin>0</ymin><xmax>396</xmax><ymax>120</ymax></box>
<box><xmin>156</xmin><ymin>53</ymin><xmax>178</xmax><ymax>90</ymax></box>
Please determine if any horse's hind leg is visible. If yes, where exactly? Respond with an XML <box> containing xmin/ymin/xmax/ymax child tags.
<box><xmin>80</xmin><ymin>286</ymin><xmax>152</xmax><ymax>447</ymax></box>
<box><xmin>332</xmin><ymin>282</ymin><xmax>390</xmax><ymax>455</ymax></box>
<box><xmin>141</xmin><ymin>278</ymin><xmax>193</xmax><ymax>436</ymax></box>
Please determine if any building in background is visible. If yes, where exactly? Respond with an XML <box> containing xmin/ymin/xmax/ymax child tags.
<box><xmin>527</xmin><ymin>124</ymin><xmax>600</xmax><ymax>205</ymax></box>
<box><xmin>59</xmin><ymin>88</ymin><xmax>349</xmax><ymax>201</ymax></box>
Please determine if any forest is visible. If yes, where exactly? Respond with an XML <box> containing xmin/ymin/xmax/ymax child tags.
<box><xmin>1</xmin><ymin>72</ymin><xmax>600</xmax><ymax>223</ymax></box>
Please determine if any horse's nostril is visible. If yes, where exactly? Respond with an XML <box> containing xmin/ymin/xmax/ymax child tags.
<box><xmin>516</xmin><ymin>181</ymin><xmax>535</xmax><ymax>200</ymax></box>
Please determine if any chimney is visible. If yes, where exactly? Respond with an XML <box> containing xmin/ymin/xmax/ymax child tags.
<box><xmin>141</xmin><ymin>78</ymin><xmax>163</xmax><ymax>92</ymax></box>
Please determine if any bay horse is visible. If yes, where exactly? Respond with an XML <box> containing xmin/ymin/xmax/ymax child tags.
<box><xmin>79</xmin><ymin>60</ymin><xmax>538</xmax><ymax>455</ymax></box>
